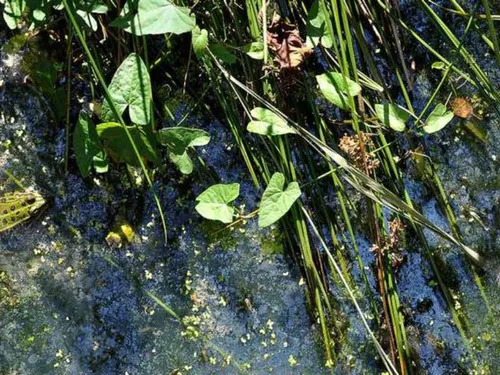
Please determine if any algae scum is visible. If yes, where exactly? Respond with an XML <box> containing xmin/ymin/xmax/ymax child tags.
<box><xmin>2</xmin><ymin>2</ymin><xmax>500</xmax><ymax>375</ymax></box>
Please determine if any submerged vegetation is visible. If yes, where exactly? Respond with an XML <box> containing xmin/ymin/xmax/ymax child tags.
<box><xmin>1</xmin><ymin>0</ymin><xmax>500</xmax><ymax>373</ymax></box>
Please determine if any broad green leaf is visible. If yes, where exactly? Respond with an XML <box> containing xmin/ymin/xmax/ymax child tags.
<box><xmin>76</xmin><ymin>10</ymin><xmax>98</xmax><ymax>31</ymax></box>
<box><xmin>195</xmin><ymin>183</ymin><xmax>240</xmax><ymax>223</ymax></box>
<box><xmin>423</xmin><ymin>103</ymin><xmax>454</xmax><ymax>134</ymax></box>
<box><xmin>111</xmin><ymin>0</ymin><xmax>195</xmax><ymax>36</ymax></box>
<box><xmin>192</xmin><ymin>26</ymin><xmax>208</xmax><ymax>57</ymax></box>
<box><xmin>247</xmin><ymin>107</ymin><xmax>296</xmax><ymax>136</ymax></box>
<box><xmin>31</xmin><ymin>59</ymin><xmax>57</xmax><ymax>92</ymax></box>
<box><xmin>375</xmin><ymin>103</ymin><xmax>410</xmax><ymax>132</ymax></box>
<box><xmin>3</xmin><ymin>0</ymin><xmax>25</xmax><ymax>29</ymax></box>
<box><xmin>101</xmin><ymin>53</ymin><xmax>151</xmax><ymax>125</ymax></box>
<box><xmin>157</xmin><ymin>127</ymin><xmax>210</xmax><ymax>174</ymax></box>
<box><xmin>306</xmin><ymin>0</ymin><xmax>333</xmax><ymax>48</ymax></box>
<box><xmin>209</xmin><ymin>44</ymin><xmax>237</xmax><ymax>64</ymax></box>
<box><xmin>242</xmin><ymin>41</ymin><xmax>264</xmax><ymax>60</ymax></box>
<box><xmin>96</xmin><ymin>122</ymin><xmax>158</xmax><ymax>166</ymax></box>
<box><xmin>258</xmin><ymin>173</ymin><xmax>301</xmax><ymax>228</ymax></box>
<box><xmin>73</xmin><ymin>111</ymin><xmax>108</xmax><ymax>177</ymax></box>
<box><xmin>76</xmin><ymin>1</ymin><xmax>108</xmax><ymax>14</ymax></box>
<box><xmin>316</xmin><ymin>72</ymin><xmax>361</xmax><ymax>110</ymax></box>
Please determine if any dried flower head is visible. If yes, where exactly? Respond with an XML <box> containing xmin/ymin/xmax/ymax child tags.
<box><xmin>338</xmin><ymin>132</ymin><xmax>380</xmax><ymax>172</ymax></box>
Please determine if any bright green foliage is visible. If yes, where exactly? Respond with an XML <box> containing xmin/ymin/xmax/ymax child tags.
<box><xmin>75</xmin><ymin>2</ymin><xmax>108</xmax><ymax>31</ymax></box>
<box><xmin>192</xmin><ymin>26</ymin><xmax>208</xmax><ymax>57</ymax></box>
<box><xmin>258</xmin><ymin>173</ymin><xmax>301</xmax><ymax>228</ymax></box>
<box><xmin>195</xmin><ymin>183</ymin><xmax>240</xmax><ymax>223</ymax></box>
<box><xmin>209</xmin><ymin>44</ymin><xmax>237</xmax><ymax>64</ymax></box>
<box><xmin>157</xmin><ymin>127</ymin><xmax>211</xmax><ymax>174</ymax></box>
<box><xmin>423</xmin><ymin>103</ymin><xmax>454</xmax><ymax>134</ymax></box>
<box><xmin>96</xmin><ymin>122</ymin><xmax>158</xmax><ymax>166</ymax></box>
<box><xmin>101</xmin><ymin>53</ymin><xmax>151</xmax><ymax>126</ymax></box>
<box><xmin>73</xmin><ymin>111</ymin><xmax>108</xmax><ymax>177</ymax></box>
<box><xmin>247</xmin><ymin>107</ymin><xmax>296</xmax><ymax>136</ymax></box>
<box><xmin>111</xmin><ymin>0</ymin><xmax>195</xmax><ymax>36</ymax></box>
<box><xmin>375</xmin><ymin>103</ymin><xmax>410</xmax><ymax>132</ymax></box>
<box><xmin>243</xmin><ymin>42</ymin><xmax>264</xmax><ymax>60</ymax></box>
<box><xmin>316</xmin><ymin>72</ymin><xmax>361</xmax><ymax>111</ymax></box>
<box><xmin>306</xmin><ymin>0</ymin><xmax>333</xmax><ymax>48</ymax></box>
<box><xmin>3</xmin><ymin>0</ymin><xmax>25</xmax><ymax>29</ymax></box>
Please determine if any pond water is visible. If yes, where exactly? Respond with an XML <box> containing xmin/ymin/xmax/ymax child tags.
<box><xmin>1</xmin><ymin>8</ymin><xmax>500</xmax><ymax>374</ymax></box>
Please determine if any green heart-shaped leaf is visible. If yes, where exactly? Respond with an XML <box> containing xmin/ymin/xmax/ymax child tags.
<box><xmin>195</xmin><ymin>183</ymin><xmax>240</xmax><ymax>223</ymax></box>
<box><xmin>258</xmin><ymin>173</ymin><xmax>301</xmax><ymax>228</ymax></box>
<box><xmin>192</xmin><ymin>26</ymin><xmax>208</xmax><ymax>57</ymax></box>
<box><xmin>157</xmin><ymin>127</ymin><xmax>210</xmax><ymax>174</ymax></box>
<box><xmin>242</xmin><ymin>41</ymin><xmax>264</xmax><ymax>60</ymax></box>
<box><xmin>316</xmin><ymin>72</ymin><xmax>361</xmax><ymax>111</ymax></box>
<box><xmin>306</xmin><ymin>0</ymin><xmax>333</xmax><ymax>48</ymax></box>
<box><xmin>111</xmin><ymin>0</ymin><xmax>195</xmax><ymax>36</ymax></box>
<box><xmin>247</xmin><ymin>107</ymin><xmax>296</xmax><ymax>136</ymax></box>
<box><xmin>423</xmin><ymin>103</ymin><xmax>454</xmax><ymax>134</ymax></box>
<box><xmin>101</xmin><ymin>53</ymin><xmax>151</xmax><ymax>125</ymax></box>
<box><xmin>375</xmin><ymin>103</ymin><xmax>410</xmax><ymax>132</ymax></box>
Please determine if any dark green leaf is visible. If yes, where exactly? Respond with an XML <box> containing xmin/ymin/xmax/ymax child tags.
<box><xmin>157</xmin><ymin>127</ymin><xmax>210</xmax><ymax>174</ymax></box>
<box><xmin>101</xmin><ymin>53</ymin><xmax>151</xmax><ymax>125</ymax></box>
<box><xmin>96</xmin><ymin>122</ymin><xmax>158</xmax><ymax>166</ymax></box>
<box><xmin>73</xmin><ymin>111</ymin><xmax>108</xmax><ymax>177</ymax></box>
<box><xmin>209</xmin><ymin>44</ymin><xmax>237</xmax><ymax>64</ymax></box>
<box><xmin>306</xmin><ymin>0</ymin><xmax>333</xmax><ymax>48</ymax></box>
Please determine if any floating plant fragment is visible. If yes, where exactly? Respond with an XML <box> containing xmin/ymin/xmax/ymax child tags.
<box><xmin>375</xmin><ymin>103</ymin><xmax>410</xmax><ymax>132</ymax></box>
<box><xmin>423</xmin><ymin>103</ymin><xmax>454</xmax><ymax>134</ymax></box>
<box><xmin>195</xmin><ymin>183</ymin><xmax>240</xmax><ymax>223</ymax></box>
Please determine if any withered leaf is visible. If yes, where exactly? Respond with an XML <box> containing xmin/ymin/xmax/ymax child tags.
<box><xmin>450</xmin><ymin>97</ymin><xmax>473</xmax><ymax>119</ymax></box>
<box><xmin>267</xmin><ymin>14</ymin><xmax>312</xmax><ymax>69</ymax></box>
